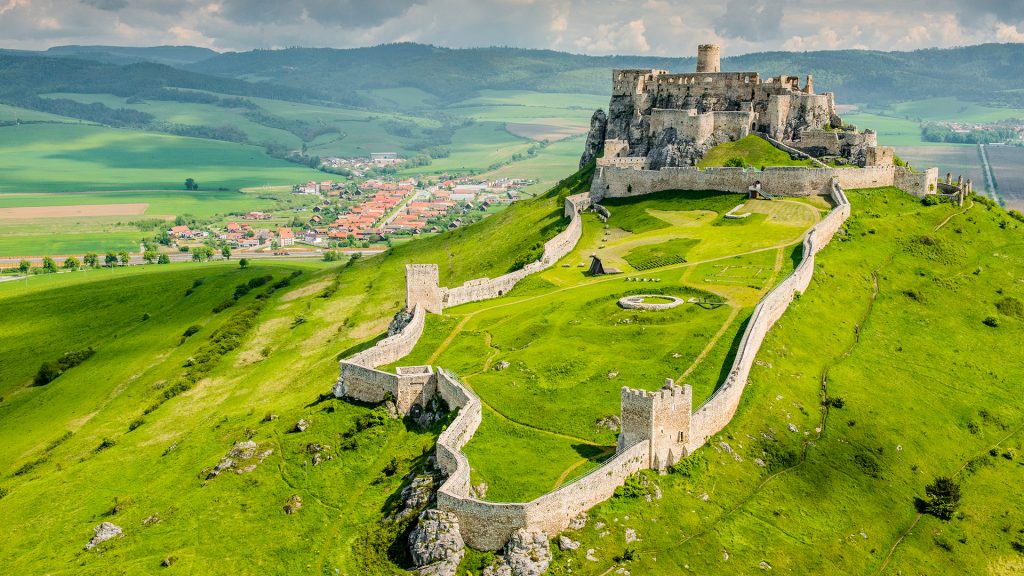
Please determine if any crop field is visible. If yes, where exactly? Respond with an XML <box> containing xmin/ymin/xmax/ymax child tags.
<box><xmin>984</xmin><ymin>145</ymin><xmax>1024</xmax><ymax>211</ymax></box>
<box><xmin>383</xmin><ymin>189</ymin><xmax>819</xmax><ymax>501</ymax></box>
<box><xmin>0</xmin><ymin>124</ymin><xmax>323</xmax><ymax>193</ymax></box>
<box><xmin>881</xmin><ymin>97</ymin><xmax>1024</xmax><ymax>123</ymax></box>
<box><xmin>897</xmin><ymin>145</ymin><xmax>985</xmax><ymax>188</ymax></box>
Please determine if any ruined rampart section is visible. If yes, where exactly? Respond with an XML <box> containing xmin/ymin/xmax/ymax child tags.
<box><xmin>434</xmin><ymin>364</ymin><xmax>652</xmax><ymax>549</ymax></box>
<box><xmin>592</xmin><ymin>164</ymin><xmax>936</xmax><ymax>201</ymax></box>
<box><xmin>440</xmin><ymin>193</ymin><xmax>589</xmax><ymax>309</ymax></box>
<box><xmin>335</xmin><ymin>361</ymin><xmax>436</xmax><ymax>414</ymax></box>
<box><xmin>345</xmin><ymin>304</ymin><xmax>426</xmax><ymax>369</ymax></box>
<box><xmin>683</xmin><ymin>180</ymin><xmax>850</xmax><ymax>451</ymax></box>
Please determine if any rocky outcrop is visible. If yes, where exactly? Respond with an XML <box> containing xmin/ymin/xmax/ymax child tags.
<box><xmin>84</xmin><ymin>522</ymin><xmax>122</xmax><ymax>550</ymax></box>
<box><xmin>387</xmin><ymin>307</ymin><xmax>416</xmax><ymax>337</ymax></box>
<box><xmin>409</xmin><ymin>509</ymin><xmax>465</xmax><ymax>576</ymax></box>
<box><xmin>483</xmin><ymin>530</ymin><xmax>551</xmax><ymax>576</ymax></box>
<box><xmin>579</xmin><ymin>109</ymin><xmax>607</xmax><ymax>168</ymax></box>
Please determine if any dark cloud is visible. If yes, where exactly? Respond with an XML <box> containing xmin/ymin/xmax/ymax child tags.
<box><xmin>713</xmin><ymin>0</ymin><xmax>787</xmax><ymax>42</ymax></box>
<box><xmin>217</xmin><ymin>0</ymin><xmax>424</xmax><ymax>27</ymax></box>
<box><xmin>80</xmin><ymin>0</ymin><xmax>128</xmax><ymax>10</ymax></box>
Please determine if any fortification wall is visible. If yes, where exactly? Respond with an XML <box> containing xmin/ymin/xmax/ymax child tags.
<box><xmin>895</xmin><ymin>166</ymin><xmax>939</xmax><ymax>198</ymax></box>
<box><xmin>441</xmin><ymin>194</ymin><xmax>587</xmax><ymax>309</ymax></box>
<box><xmin>336</xmin><ymin>362</ymin><xmax>400</xmax><ymax>405</ymax></box>
<box><xmin>346</xmin><ymin>304</ymin><xmax>426</xmax><ymax>369</ymax></box>
<box><xmin>684</xmin><ymin>181</ymin><xmax>850</xmax><ymax>451</ymax></box>
<box><xmin>407</xmin><ymin>265</ymin><xmax>443</xmax><ymax>313</ymax></box>
<box><xmin>593</xmin><ymin>165</ymin><xmax>837</xmax><ymax>199</ymax></box>
<box><xmin>797</xmin><ymin>129</ymin><xmax>877</xmax><ymax>156</ymax></box>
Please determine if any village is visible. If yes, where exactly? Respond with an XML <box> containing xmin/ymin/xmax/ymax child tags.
<box><xmin>165</xmin><ymin>159</ymin><xmax>533</xmax><ymax>255</ymax></box>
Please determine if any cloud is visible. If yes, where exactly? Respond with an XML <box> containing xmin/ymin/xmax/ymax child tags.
<box><xmin>0</xmin><ymin>0</ymin><xmax>1021</xmax><ymax>54</ymax></box>
<box><xmin>713</xmin><ymin>0</ymin><xmax>786</xmax><ymax>42</ymax></box>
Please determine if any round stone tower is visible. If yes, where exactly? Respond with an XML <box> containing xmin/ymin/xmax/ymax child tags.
<box><xmin>696</xmin><ymin>44</ymin><xmax>721</xmax><ymax>73</ymax></box>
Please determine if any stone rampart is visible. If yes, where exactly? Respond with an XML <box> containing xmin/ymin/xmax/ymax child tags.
<box><xmin>346</xmin><ymin>304</ymin><xmax>426</xmax><ymax>369</ymax></box>
<box><xmin>439</xmin><ymin>193</ymin><xmax>588</xmax><ymax>310</ymax></box>
<box><xmin>683</xmin><ymin>179</ymin><xmax>850</xmax><ymax>451</ymax></box>
<box><xmin>593</xmin><ymin>164</ymin><xmax>936</xmax><ymax>201</ymax></box>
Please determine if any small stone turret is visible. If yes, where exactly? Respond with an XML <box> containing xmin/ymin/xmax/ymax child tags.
<box><xmin>619</xmin><ymin>380</ymin><xmax>694</xmax><ymax>470</ymax></box>
<box><xmin>696</xmin><ymin>44</ymin><xmax>721</xmax><ymax>73</ymax></box>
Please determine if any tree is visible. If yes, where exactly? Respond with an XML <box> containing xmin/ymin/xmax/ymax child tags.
<box><xmin>271</xmin><ymin>240</ymin><xmax>280</xmax><ymax>250</ymax></box>
<box><xmin>184</xmin><ymin>178</ymin><xmax>198</xmax><ymax>191</ymax></box>
<box><xmin>923</xmin><ymin>476</ymin><xmax>962</xmax><ymax>520</ymax></box>
<box><xmin>104</xmin><ymin>252</ymin><xmax>118</xmax><ymax>267</ymax></box>
<box><xmin>42</xmin><ymin>257</ymin><xmax>57</xmax><ymax>273</ymax></box>
<box><xmin>118</xmin><ymin>250</ymin><xmax>130</xmax><ymax>266</ymax></box>
<box><xmin>83</xmin><ymin>252</ymin><xmax>99</xmax><ymax>268</ymax></box>
<box><xmin>63</xmin><ymin>256</ymin><xmax>80</xmax><ymax>270</ymax></box>
<box><xmin>143</xmin><ymin>250</ymin><xmax>157</xmax><ymax>264</ymax></box>
<box><xmin>238</xmin><ymin>258</ymin><xmax>249</xmax><ymax>269</ymax></box>
<box><xmin>18</xmin><ymin>259</ymin><xmax>31</xmax><ymax>274</ymax></box>
<box><xmin>157</xmin><ymin>253</ymin><xmax>171</xmax><ymax>264</ymax></box>
<box><xmin>221</xmin><ymin>246</ymin><xmax>232</xmax><ymax>260</ymax></box>
<box><xmin>192</xmin><ymin>250</ymin><xmax>203</xmax><ymax>262</ymax></box>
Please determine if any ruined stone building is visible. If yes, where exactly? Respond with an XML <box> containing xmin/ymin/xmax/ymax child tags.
<box><xmin>582</xmin><ymin>44</ymin><xmax>889</xmax><ymax>169</ymax></box>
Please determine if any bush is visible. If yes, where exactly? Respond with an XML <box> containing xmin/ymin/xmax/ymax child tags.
<box><xmin>996</xmin><ymin>297</ymin><xmax>1024</xmax><ymax>319</ymax></box>
<box><xmin>613</xmin><ymin>473</ymin><xmax>655</xmax><ymax>499</ymax></box>
<box><xmin>34</xmin><ymin>348</ymin><xmax>96</xmax><ymax>385</ymax></box>
<box><xmin>922</xmin><ymin>195</ymin><xmax>940</xmax><ymax>206</ymax></box>
<box><xmin>921</xmin><ymin>476</ymin><xmax>961</xmax><ymax>520</ymax></box>
<box><xmin>825</xmin><ymin>396</ymin><xmax>846</xmax><ymax>409</ymax></box>
<box><xmin>723</xmin><ymin>156</ymin><xmax>747</xmax><ymax>168</ymax></box>
<box><xmin>983</xmin><ymin>316</ymin><xmax>999</xmax><ymax>328</ymax></box>
<box><xmin>212</xmin><ymin>300</ymin><xmax>235</xmax><ymax>313</ymax></box>
<box><xmin>355</xmin><ymin>407</ymin><xmax>390</xmax><ymax>431</ymax></box>
<box><xmin>95</xmin><ymin>438</ymin><xmax>117</xmax><ymax>452</ymax></box>
<box><xmin>182</xmin><ymin>325</ymin><xmax>201</xmax><ymax>339</ymax></box>
<box><xmin>0</xmin><ymin>486</ymin><xmax>8</xmax><ymax>499</ymax></box>
<box><xmin>128</xmin><ymin>418</ymin><xmax>145</xmax><ymax>431</ymax></box>
<box><xmin>668</xmin><ymin>451</ymin><xmax>708</xmax><ymax>477</ymax></box>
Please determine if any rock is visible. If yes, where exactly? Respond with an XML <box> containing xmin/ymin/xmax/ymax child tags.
<box><xmin>485</xmin><ymin>530</ymin><xmax>550</xmax><ymax>576</ymax></box>
<box><xmin>284</xmin><ymin>494</ymin><xmax>302</xmax><ymax>515</ymax></box>
<box><xmin>294</xmin><ymin>418</ymin><xmax>309</xmax><ymax>432</ymax></box>
<box><xmin>595</xmin><ymin>522</ymin><xmax>605</xmax><ymax>530</ymax></box>
<box><xmin>579</xmin><ymin>109</ymin><xmax>607</xmax><ymax>168</ymax></box>
<box><xmin>471</xmin><ymin>481</ymin><xmax>488</xmax><ymax>499</ymax></box>
<box><xmin>496</xmin><ymin>361</ymin><xmax>510</xmax><ymax>371</ymax></box>
<box><xmin>596</xmin><ymin>415</ymin><xmax>620</xmax><ymax>432</ymax></box>
<box><xmin>84</xmin><ymin>522</ymin><xmax>122</xmax><ymax>550</ymax></box>
<box><xmin>586</xmin><ymin>549</ymin><xmax>599</xmax><ymax>562</ymax></box>
<box><xmin>754</xmin><ymin>458</ymin><xmax>766</xmax><ymax>467</ymax></box>
<box><xmin>141</xmin><ymin>515</ymin><xmax>160</xmax><ymax>526</ymax></box>
<box><xmin>558</xmin><ymin>535</ymin><xmax>581</xmax><ymax>551</ymax></box>
<box><xmin>700</xmin><ymin>493</ymin><xmax>709</xmax><ymax>502</ymax></box>
<box><xmin>788</xmin><ymin>423</ymin><xmax>799</xmax><ymax>433</ymax></box>
<box><xmin>607</xmin><ymin>371</ymin><xmax>619</xmax><ymax>379</ymax></box>
<box><xmin>236</xmin><ymin>464</ymin><xmax>257</xmax><ymax>474</ymax></box>
<box><xmin>568</xmin><ymin>513</ymin><xmax>588</xmax><ymax>531</ymax></box>
<box><xmin>257</xmin><ymin>449</ymin><xmax>273</xmax><ymax>462</ymax></box>
<box><xmin>401</xmin><ymin>476</ymin><xmax>436</xmax><ymax>513</ymax></box>
<box><xmin>228</xmin><ymin>440</ymin><xmax>258</xmax><ymax>460</ymax></box>
<box><xmin>759</xmin><ymin>561</ymin><xmax>772</xmax><ymax>570</ymax></box>
<box><xmin>262</xmin><ymin>413</ymin><xmax>278</xmax><ymax>422</ymax></box>
<box><xmin>161</xmin><ymin>556</ymin><xmax>177</xmax><ymax>567</ymax></box>
<box><xmin>387</xmin><ymin>307</ymin><xmax>415</xmax><ymax>336</ymax></box>
<box><xmin>624</xmin><ymin>528</ymin><xmax>638</xmax><ymax>543</ymax></box>
<box><xmin>723</xmin><ymin>550</ymin><xmax>729</xmax><ymax>561</ymax></box>
<box><xmin>409</xmin><ymin>509</ymin><xmax>464</xmax><ymax>576</ymax></box>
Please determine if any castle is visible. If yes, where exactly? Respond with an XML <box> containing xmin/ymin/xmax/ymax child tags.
<box><xmin>588</xmin><ymin>44</ymin><xmax>888</xmax><ymax>170</ymax></box>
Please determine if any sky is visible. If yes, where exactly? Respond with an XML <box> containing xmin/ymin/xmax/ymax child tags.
<box><xmin>1</xmin><ymin>0</ymin><xmax>1023</xmax><ymax>55</ymax></box>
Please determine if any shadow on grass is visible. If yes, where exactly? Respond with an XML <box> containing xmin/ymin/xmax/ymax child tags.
<box><xmin>573</xmin><ymin>443</ymin><xmax>616</xmax><ymax>463</ymax></box>
<box><xmin>712</xmin><ymin>316</ymin><xmax>751</xmax><ymax>395</ymax></box>
<box><xmin>336</xmin><ymin>332</ymin><xmax>388</xmax><ymax>361</ymax></box>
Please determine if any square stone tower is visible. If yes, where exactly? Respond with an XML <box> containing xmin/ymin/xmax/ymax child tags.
<box><xmin>406</xmin><ymin>264</ymin><xmax>443</xmax><ymax>313</ymax></box>
<box><xmin>619</xmin><ymin>381</ymin><xmax>694</xmax><ymax>470</ymax></box>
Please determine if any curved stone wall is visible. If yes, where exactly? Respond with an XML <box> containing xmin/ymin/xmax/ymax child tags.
<box><xmin>346</xmin><ymin>304</ymin><xmax>426</xmax><ymax>369</ymax></box>
<box><xmin>618</xmin><ymin>294</ymin><xmax>685</xmax><ymax>310</ymax></box>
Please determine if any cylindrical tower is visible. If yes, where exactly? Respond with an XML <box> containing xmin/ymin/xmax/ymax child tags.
<box><xmin>696</xmin><ymin>44</ymin><xmax>721</xmax><ymax>73</ymax></box>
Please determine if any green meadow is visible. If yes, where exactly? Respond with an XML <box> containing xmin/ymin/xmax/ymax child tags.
<box><xmin>0</xmin><ymin>123</ymin><xmax>323</xmax><ymax>193</ymax></box>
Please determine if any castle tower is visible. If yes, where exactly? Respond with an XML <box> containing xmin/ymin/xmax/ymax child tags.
<box><xmin>405</xmin><ymin>264</ymin><xmax>443</xmax><ymax>314</ymax></box>
<box><xmin>618</xmin><ymin>380</ymin><xmax>694</xmax><ymax>470</ymax></box>
<box><xmin>696</xmin><ymin>44</ymin><xmax>721</xmax><ymax>73</ymax></box>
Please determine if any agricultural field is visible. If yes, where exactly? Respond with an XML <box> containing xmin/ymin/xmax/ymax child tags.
<box><xmin>984</xmin><ymin>145</ymin><xmax>1024</xmax><ymax>211</ymax></box>
<box><xmin>0</xmin><ymin>189</ymin><xmax>298</xmax><ymax>257</ymax></box>
<box><xmin>544</xmin><ymin>187</ymin><xmax>1024</xmax><ymax>575</ymax></box>
<box><xmin>383</xmin><ymin>188</ymin><xmax>820</xmax><ymax>501</ymax></box>
<box><xmin>0</xmin><ymin>123</ymin><xmax>323</xmax><ymax>193</ymax></box>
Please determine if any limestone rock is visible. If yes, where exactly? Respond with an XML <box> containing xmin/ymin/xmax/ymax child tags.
<box><xmin>759</xmin><ymin>561</ymin><xmax>773</xmax><ymax>570</ymax></box>
<box><xmin>496</xmin><ymin>361</ymin><xmax>510</xmax><ymax>371</ymax></box>
<box><xmin>401</xmin><ymin>476</ymin><xmax>436</xmax><ymax>514</ymax></box>
<box><xmin>84</xmin><ymin>522</ymin><xmax>122</xmax><ymax>550</ymax></box>
<box><xmin>558</xmin><ymin>535</ymin><xmax>580</xmax><ymax>551</ymax></box>
<box><xmin>586</xmin><ymin>548</ymin><xmax>599</xmax><ymax>562</ymax></box>
<box><xmin>284</xmin><ymin>494</ymin><xmax>302</xmax><ymax>514</ymax></box>
<box><xmin>227</xmin><ymin>440</ymin><xmax>258</xmax><ymax>460</ymax></box>
<box><xmin>579</xmin><ymin>109</ymin><xmax>607</xmax><ymax>168</ymax></box>
<box><xmin>294</xmin><ymin>418</ymin><xmax>309</xmax><ymax>432</ymax></box>
<box><xmin>409</xmin><ymin>509</ymin><xmax>465</xmax><ymax>576</ymax></box>
<box><xmin>568</xmin><ymin>512</ymin><xmax>588</xmax><ymax>531</ymax></box>
<box><xmin>596</xmin><ymin>415</ymin><xmax>620</xmax><ymax>432</ymax></box>
<box><xmin>387</xmin><ymin>307</ymin><xmax>415</xmax><ymax>336</ymax></box>
<box><xmin>484</xmin><ymin>530</ymin><xmax>551</xmax><ymax>576</ymax></box>
<box><xmin>624</xmin><ymin>528</ymin><xmax>638</xmax><ymax>543</ymax></box>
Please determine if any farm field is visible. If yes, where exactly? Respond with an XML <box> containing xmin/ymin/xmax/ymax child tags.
<box><xmin>984</xmin><ymin>145</ymin><xmax>1024</xmax><ymax>211</ymax></box>
<box><xmin>898</xmin><ymin>144</ymin><xmax>985</xmax><ymax>190</ymax></box>
<box><xmin>0</xmin><ymin>123</ymin><xmax>323</xmax><ymax>193</ymax></box>
<box><xmin>384</xmin><ymin>189</ymin><xmax>819</xmax><ymax>501</ymax></box>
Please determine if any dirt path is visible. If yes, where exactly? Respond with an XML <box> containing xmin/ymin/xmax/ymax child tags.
<box><xmin>932</xmin><ymin>198</ymin><xmax>974</xmax><ymax>233</ymax></box>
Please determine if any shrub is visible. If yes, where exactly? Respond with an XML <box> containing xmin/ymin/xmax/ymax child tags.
<box><xmin>613</xmin><ymin>473</ymin><xmax>655</xmax><ymax>499</ymax></box>
<box><xmin>825</xmin><ymin>396</ymin><xmax>846</xmax><ymax>409</ymax></box>
<box><xmin>212</xmin><ymin>300</ymin><xmax>235</xmax><ymax>313</ymax></box>
<box><xmin>34</xmin><ymin>348</ymin><xmax>96</xmax><ymax>385</ymax></box>
<box><xmin>668</xmin><ymin>451</ymin><xmax>708</xmax><ymax>477</ymax></box>
<box><xmin>182</xmin><ymin>325</ymin><xmax>200</xmax><ymax>338</ymax></box>
<box><xmin>128</xmin><ymin>418</ymin><xmax>145</xmax><ymax>431</ymax></box>
<box><xmin>922</xmin><ymin>476</ymin><xmax>961</xmax><ymax>520</ymax></box>
<box><xmin>996</xmin><ymin>297</ymin><xmax>1024</xmax><ymax>319</ymax></box>
<box><xmin>0</xmin><ymin>486</ymin><xmax>8</xmax><ymax>499</ymax></box>
<box><xmin>983</xmin><ymin>316</ymin><xmax>999</xmax><ymax>328</ymax></box>
<box><xmin>724</xmin><ymin>156</ymin><xmax>747</xmax><ymax>168</ymax></box>
<box><xmin>95</xmin><ymin>438</ymin><xmax>117</xmax><ymax>452</ymax></box>
<box><xmin>355</xmin><ymin>407</ymin><xmax>390</xmax><ymax>431</ymax></box>
<box><xmin>922</xmin><ymin>195</ymin><xmax>940</xmax><ymax>206</ymax></box>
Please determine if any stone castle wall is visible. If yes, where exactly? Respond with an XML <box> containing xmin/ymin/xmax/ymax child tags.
<box><xmin>592</xmin><ymin>164</ymin><xmax>936</xmax><ymax>200</ymax></box>
<box><xmin>346</xmin><ymin>304</ymin><xmax>426</xmax><ymax>369</ymax></box>
<box><xmin>683</xmin><ymin>180</ymin><xmax>850</xmax><ymax>451</ymax></box>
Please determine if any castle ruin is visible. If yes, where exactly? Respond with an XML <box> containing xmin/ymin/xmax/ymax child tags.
<box><xmin>587</xmin><ymin>43</ymin><xmax>890</xmax><ymax>170</ymax></box>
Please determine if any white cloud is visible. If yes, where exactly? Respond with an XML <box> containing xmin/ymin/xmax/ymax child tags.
<box><xmin>996</xmin><ymin>23</ymin><xmax>1024</xmax><ymax>42</ymax></box>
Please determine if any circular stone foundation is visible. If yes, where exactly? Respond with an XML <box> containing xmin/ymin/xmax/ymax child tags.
<box><xmin>617</xmin><ymin>294</ymin><xmax>685</xmax><ymax>311</ymax></box>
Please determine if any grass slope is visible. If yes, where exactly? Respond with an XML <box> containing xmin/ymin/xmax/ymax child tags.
<box><xmin>545</xmin><ymin>188</ymin><xmax>1024</xmax><ymax>575</ymax></box>
<box><xmin>698</xmin><ymin>135</ymin><xmax>816</xmax><ymax>169</ymax></box>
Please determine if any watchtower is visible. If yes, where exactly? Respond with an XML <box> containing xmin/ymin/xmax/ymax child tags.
<box><xmin>619</xmin><ymin>380</ymin><xmax>694</xmax><ymax>470</ymax></box>
<box><xmin>405</xmin><ymin>264</ymin><xmax>443</xmax><ymax>314</ymax></box>
<box><xmin>696</xmin><ymin>44</ymin><xmax>721</xmax><ymax>73</ymax></box>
